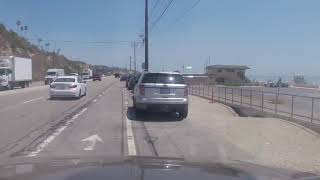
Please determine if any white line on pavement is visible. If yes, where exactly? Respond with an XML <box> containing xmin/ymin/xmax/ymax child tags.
<box><xmin>27</xmin><ymin>108</ymin><xmax>88</xmax><ymax>157</ymax></box>
<box><xmin>126</xmin><ymin>116</ymin><xmax>137</xmax><ymax>156</ymax></box>
<box><xmin>98</xmin><ymin>94</ymin><xmax>102</xmax><ymax>97</ymax></box>
<box><xmin>93</xmin><ymin>99</ymin><xmax>97</xmax><ymax>102</ymax></box>
<box><xmin>21</xmin><ymin>97</ymin><xmax>44</xmax><ymax>104</ymax></box>
<box><xmin>125</xmin><ymin>101</ymin><xmax>128</xmax><ymax>105</ymax></box>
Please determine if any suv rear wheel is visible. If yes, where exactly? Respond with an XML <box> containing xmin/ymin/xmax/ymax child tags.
<box><xmin>179</xmin><ymin>106</ymin><xmax>188</xmax><ymax>118</ymax></box>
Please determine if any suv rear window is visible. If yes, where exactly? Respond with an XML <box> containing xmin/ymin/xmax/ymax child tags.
<box><xmin>141</xmin><ymin>73</ymin><xmax>185</xmax><ymax>84</ymax></box>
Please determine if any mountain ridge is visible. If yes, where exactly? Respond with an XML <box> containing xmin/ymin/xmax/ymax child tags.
<box><xmin>0</xmin><ymin>24</ymin><xmax>125</xmax><ymax>81</ymax></box>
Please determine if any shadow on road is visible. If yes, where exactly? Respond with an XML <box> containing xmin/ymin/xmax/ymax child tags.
<box><xmin>126</xmin><ymin>107</ymin><xmax>184</xmax><ymax>122</ymax></box>
<box><xmin>48</xmin><ymin>97</ymin><xmax>80</xmax><ymax>101</ymax></box>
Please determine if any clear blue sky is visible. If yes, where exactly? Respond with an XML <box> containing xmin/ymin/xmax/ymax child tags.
<box><xmin>0</xmin><ymin>0</ymin><xmax>319</xmax><ymax>76</ymax></box>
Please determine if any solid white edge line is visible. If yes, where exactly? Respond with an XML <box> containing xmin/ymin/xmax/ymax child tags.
<box><xmin>124</xmin><ymin>90</ymin><xmax>137</xmax><ymax>156</ymax></box>
<box><xmin>126</xmin><ymin>116</ymin><xmax>137</xmax><ymax>156</ymax></box>
<box><xmin>27</xmin><ymin>108</ymin><xmax>87</xmax><ymax>157</ymax></box>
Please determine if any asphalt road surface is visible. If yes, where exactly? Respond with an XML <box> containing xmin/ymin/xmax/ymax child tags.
<box><xmin>1</xmin><ymin>77</ymin><xmax>320</xmax><ymax>174</ymax></box>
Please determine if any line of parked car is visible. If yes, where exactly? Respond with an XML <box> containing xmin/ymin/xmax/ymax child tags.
<box><xmin>120</xmin><ymin>72</ymin><xmax>189</xmax><ymax>119</ymax></box>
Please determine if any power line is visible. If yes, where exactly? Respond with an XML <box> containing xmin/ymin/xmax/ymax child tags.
<box><xmin>149</xmin><ymin>0</ymin><xmax>174</xmax><ymax>32</ymax></box>
<box><xmin>150</xmin><ymin>0</ymin><xmax>201</xmax><ymax>34</ymax></box>
<box><xmin>170</xmin><ymin>0</ymin><xmax>201</xmax><ymax>27</ymax></box>
<box><xmin>149</xmin><ymin>0</ymin><xmax>160</xmax><ymax>18</ymax></box>
<box><xmin>26</xmin><ymin>38</ymin><xmax>133</xmax><ymax>45</ymax></box>
<box><xmin>149</xmin><ymin>0</ymin><xmax>168</xmax><ymax>21</ymax></box>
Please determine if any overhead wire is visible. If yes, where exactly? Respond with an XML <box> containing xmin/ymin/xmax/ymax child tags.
<box><xmin>169</xmin><ymin>0</ymin><xmax>201</xmax><ymax>27</ymax></box>
<box><xmin>149</xmin><ymin>0</ymin><xmax>160</xmax><ymax>18</ymax></box>
<box><xmin>149</xmin><ymin>0</ymin><xmax>175</xmax><ymax>32</ymax></box>
<box><xmin>149</xmin><ymin>0</ymin><xmax>201</xmax><ymax>34</ymax></box>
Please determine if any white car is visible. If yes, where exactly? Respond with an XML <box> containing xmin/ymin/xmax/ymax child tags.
<box><xmin>49</xmin><ymin>76</ymin><xmax>87</xmax><ymax>99</ymax></box>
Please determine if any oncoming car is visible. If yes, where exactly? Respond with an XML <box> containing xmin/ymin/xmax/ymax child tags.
<box><xmin>49</xmin><ymin>76</ymin><xmax>87</xmax><ymax>99</ymax></box>
<box><xmin>133</xmin><ymin>72</ymin><xmax>188</xmax><ymax>118</ymax></box>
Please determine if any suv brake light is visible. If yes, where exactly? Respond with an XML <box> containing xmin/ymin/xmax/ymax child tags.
<box><xmin>139</xmin><ymin>85</ymin><xmax>145</xmax><ymax>95</ymax></box>
<box><xmin>184</xmin><ymin>87</ymin><xmax>188</xmax><ymax>96</ymax></box>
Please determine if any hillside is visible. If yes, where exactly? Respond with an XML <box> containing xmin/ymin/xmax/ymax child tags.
<box><xmin>0</xmin><ymin>24</ymin><xmax>125</xmax><ymax>81</ymax></box>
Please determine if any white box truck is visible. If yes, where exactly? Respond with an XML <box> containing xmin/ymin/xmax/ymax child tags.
<box><xmin>0</xmin><ymin>56</ymin><xmax>32</xmax><ymax>90</ymax></box>
<box><xmin>44</xmin><ymin>69</ymin><xmax>65</xmax><ymax>85</ymax></box>
<box><xmin>82</xmin><ymin>68</ymin><xmax>92</xmax><ymax>79</ymax></box>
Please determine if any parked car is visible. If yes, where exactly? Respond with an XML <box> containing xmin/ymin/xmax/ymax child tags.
<box><xmin>128</xmin><ymin>74</ymin><xmax>141</xmax><ymax>91</ymax></box>
<box><xmin>133</xmin><ymin>72</ymin><xmax>188</xmax><ymax>118</ymax></box>
<box><xmin>92</xmin><ymin>74</ymin><xmax>102</xmax><ymax>81</ymax></box>
<box><xmin>120</xmin><ymin>75</ymin><xmax>128</xmax><ymax>81</ymax></box>
<box><xmin>114</xmin><ymin>73</ymin><xmax>120</xmax><ymax>78</ymax></box>
<box><xmin>49</xmin><ymin>76</ymin><xmax>87</xmax><ymax>99</ymax></box>
<box><xmin>126</xmin><ymin>75</ymin><xmax>135</xmax><ymax>87</ymax></box>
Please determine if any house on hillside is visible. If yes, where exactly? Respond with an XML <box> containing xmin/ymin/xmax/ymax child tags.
<box><xmin>205</xmin><ymin>65</ymin><xmax>250</xmax><ymax>84</ymax></box>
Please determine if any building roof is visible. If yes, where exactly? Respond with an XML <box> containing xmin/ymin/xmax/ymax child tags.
<box><xmin>206</xmin><ymin>65</ymin><xmax>250</xmax><ymax>69</ymax></box>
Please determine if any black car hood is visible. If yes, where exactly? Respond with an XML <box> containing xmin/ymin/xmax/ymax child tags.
<box><xmin>0</xmin><ymin>156</ymin><xmax>318</xmax><ymax>180</ymax></box>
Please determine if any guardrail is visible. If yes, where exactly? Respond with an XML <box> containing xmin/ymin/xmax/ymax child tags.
<box><xmin>188</xmin><ymin>84</ymin><xmax>320</xmax><ymax>123</ymax></box>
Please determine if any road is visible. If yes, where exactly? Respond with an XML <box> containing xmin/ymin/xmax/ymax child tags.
<box><xmin>0</xmin><ymin>77</ymin><xmax>320</xmax><ymax>173</ymax></box>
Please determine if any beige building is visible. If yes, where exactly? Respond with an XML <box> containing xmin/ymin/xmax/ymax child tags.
<box><xmin>205</xmin><ymin>65</ymin><xmax>250</xmax><ymax>84</ymax></box>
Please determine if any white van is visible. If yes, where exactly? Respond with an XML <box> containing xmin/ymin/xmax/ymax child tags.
<box><xmin>45</xmin><ymin>69</ymin><xmax>65</xmax><ymax>85</ymax></box>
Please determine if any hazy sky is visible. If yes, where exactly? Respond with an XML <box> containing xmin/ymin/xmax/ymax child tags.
<box><xmin>0</xmin><ymin>0</ymin><xmax>319</xmax><ymax>76</ymax></box>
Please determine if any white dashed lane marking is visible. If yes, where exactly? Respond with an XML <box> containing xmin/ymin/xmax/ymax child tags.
<box><xmin>22</xmin><ymin>97</ymin><xmax>44</xmax><ymax>104</ymax></box>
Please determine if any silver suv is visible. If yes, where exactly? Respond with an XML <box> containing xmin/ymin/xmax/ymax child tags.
<box><xmin>133</xmin><ymin>72</ymin><xmax>188</xmax><ymax>118</ymax></box>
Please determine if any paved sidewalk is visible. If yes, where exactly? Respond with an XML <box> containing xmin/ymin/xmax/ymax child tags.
<box><xmin>190</xmin><ymin>95</ymin><xmax>320</xmax><ymax>173</ymax></box>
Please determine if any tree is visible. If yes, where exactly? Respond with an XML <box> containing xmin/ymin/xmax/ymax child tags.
<box><xmin>24</xmin><ymin>26</ymin><xmax>28</xmax><ymax>37</ymax></box>
<box><xmin>45</xmin><ymin>43</ymin><xmax>50</xmax><ymax>51</ymax></box>
<box><xmin>16</xmin><ymin>20</ymin><xmax>21</xmax><ymax>32</ymax></box>
<box><xmin>37</xmin><ymin>38</ymin><xmax>43</xmax><ymax>48</ymax></box>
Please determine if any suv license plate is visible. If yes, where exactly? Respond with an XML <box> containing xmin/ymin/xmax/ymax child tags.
<box><xmin>160</xmin><ymin>88</ymin><xmax>170</xmax><ymax>94</ymax></box>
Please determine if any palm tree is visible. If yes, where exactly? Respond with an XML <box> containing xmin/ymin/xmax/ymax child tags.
<box><xmin>20</xmin><ymin>26</ymin><xmax>24</xmax><ymax>34</ymax></box>
<box><xmin>24</xmin><ymin>26</ymin><xmax>28</xmax><ymax>37</ymax></box>
<box><xmin>37</xmin><ymin>38</ymin><xmax>43</xmax><ymax>48</ymax></box>
<box><xmin>16</xmin><ymin>20</ymin><xmax>21</xmax><ymax>32</ymax></box>
<box><xmin>45</xmin><ymin>43</ymin><xmax>50</xmax><ymax>51</ymax></box>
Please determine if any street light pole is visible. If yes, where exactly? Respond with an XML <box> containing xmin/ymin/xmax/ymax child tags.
<box><xmin>144</xmin><ymin>0</ymin><xmax>149</xmax><ymax>71</ymax></box>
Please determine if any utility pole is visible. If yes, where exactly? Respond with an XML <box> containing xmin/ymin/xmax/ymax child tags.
<box><xmin>132</xmin><ymin>42</ymin><xmax>138</xmax><ymax>73</ymax></box>
<box><xmin>129</xmin><ymin>56</ymin><xmax>132</xmax><ymax>71</ymax></box>
<box><xmin>133</xmin><ymin>43</ymin><xmax>137</xmax><ymax>73</ymax></box>
<box><xmin>144</xmin><ymin>0</ymin><xmax>149</xmax><ymax>71</ymax></box>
